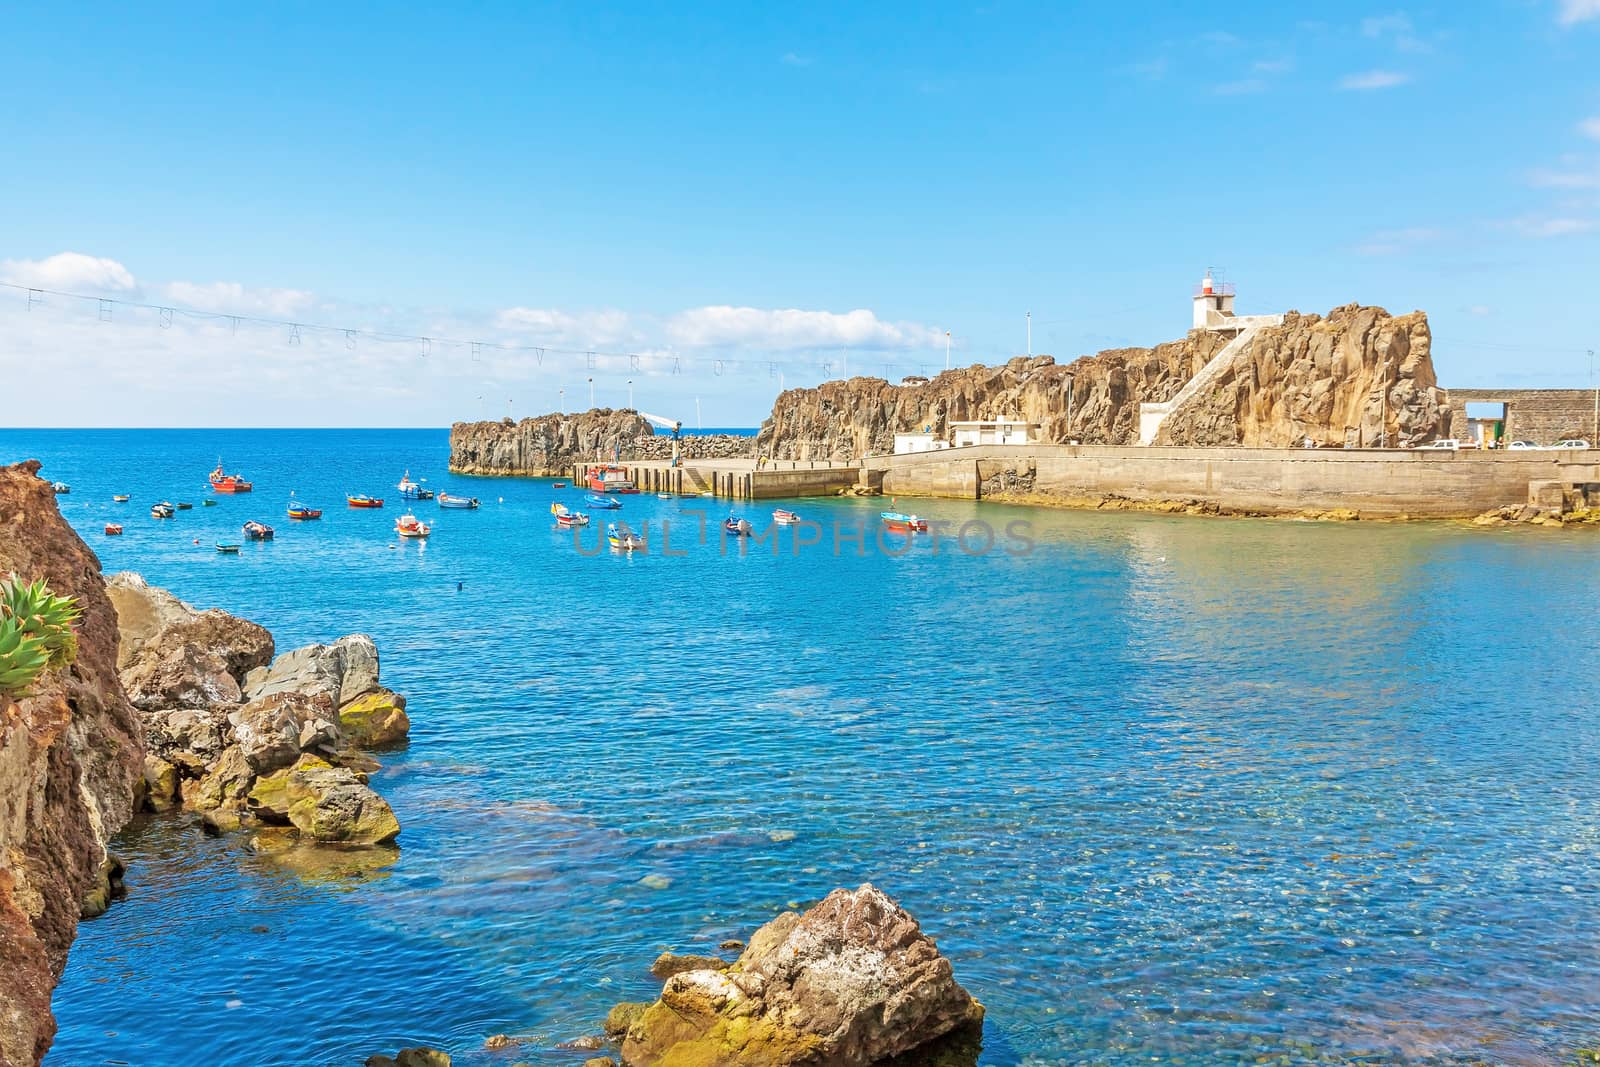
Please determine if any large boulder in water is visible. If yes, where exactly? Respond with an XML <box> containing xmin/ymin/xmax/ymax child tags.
<box><xmin>338</xmin><ymin>689</ymin><xmax>410</xmax><ymax>748</ymax></box>
<box><xmin>151</xmin><ymin>611</ymin><xmax>274</xmax><ymax>683</ymax></box>
<box><xmin>619</xmin><ymin>884</ymin><xmax>983</xmax><ymax>1067</ymax></box>
<box><xmin>106</xmin><ymin>571</ymin><xmax>197</xmax><ymax>669</ymax></box>
<box><xmin>244</xmin><ymin>634</ymin><xmax>381</xmax><ymax>708</ymax></box>
<box><xmin>284</xmin><ymin>764</ymin><xmax>400</xmax><ymax>845</ymax></box>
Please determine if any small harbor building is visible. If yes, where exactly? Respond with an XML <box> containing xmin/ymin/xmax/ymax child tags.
<box><xmin>893</xmin><ymin>431</ymin><xmax>948</xmax><ymax>455</ymax></box>
<box><xmin>950</xmin><ymin>419</ymin><xmax>1039</xmax><ymax>448</ymax></box>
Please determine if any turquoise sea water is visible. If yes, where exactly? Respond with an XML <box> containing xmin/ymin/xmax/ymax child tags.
<box><xmin>6</xmin><ymin>428</ymin><xmax>1600</xmax><ymax>1067</ymax></box>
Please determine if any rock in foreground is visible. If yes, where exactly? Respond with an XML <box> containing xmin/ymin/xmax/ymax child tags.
<box><xmin>620</xmin><ymin>884</ymin><xmax>982</xmax><ymax>1067</ymax></box>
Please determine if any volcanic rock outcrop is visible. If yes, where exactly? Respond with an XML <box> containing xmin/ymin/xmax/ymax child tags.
<box><xmin>0</xmin><ymin>461</ymin><xmax>143</xmax><ymax>1067</ymax></box>
<box><xmin>615</xmin><ymin>884</ymin><xmax>983</xmax><ymax>1067</ymax></box>
<box><xmin>449</xmin><ymin>409</ymin><xmax>754</xmax><ymax>475</ymax></box>
<box><xmin>756</xmin><ymin>305</ymin><xmax>1446</xmax><ymax>460</ymax></box>
<box><xmin>108</xmin><ymin>574</ymin><xmax>407</xmax><ymax>847</ymax></box>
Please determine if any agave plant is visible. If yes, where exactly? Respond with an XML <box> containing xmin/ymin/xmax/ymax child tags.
<box><xmin>0</xmin><ymin>573</ymin><xmax>81</xmax><ymax>699</ymax></box>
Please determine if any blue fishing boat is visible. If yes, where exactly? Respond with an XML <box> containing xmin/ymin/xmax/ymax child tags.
<box><xmin>606</xmin><ymin>522</ymin><xmax>645</xmax><ymax>551</ymax></box>
<box><xmin>585</xmin><ymin>493</ymin><xmax>622</xmax><ymax>509</ymax></box>
<box><xmin>437</xmin><ymin>493</ymin><xmax>480</xmax><ymax>509</ymax></box>
<box><xmin>880</xmin><ymin>511</ymin><xmax>928</xmax><ymax>532</ymax></box>
<box><xmin>724</xmin><ymin>516</ymin><xmax>752</xmax><ymax>536</ymax></box>
<box><xmin>398</xmin><ymin>470</ymin><xmax>434</xmax><ymax>500</ymax></box>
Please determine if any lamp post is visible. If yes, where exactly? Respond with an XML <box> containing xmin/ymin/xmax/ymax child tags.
<box><xmin>627</xmin><ymin>379</ymin><xmax>633</xmax><ymax>410</ymax></box>
<box><xmin>1027</xmin><ymin>311</ymin><xmax>1032</xmax><ymax>356</ymax></box>
<box><xmin>945</xmin><ymin>330</ymin><xmax>951</xmax><ymax>371</ymax></box>
<box><xmin>695</xmin><ymin>396</ymin><xmax>702</xmax><ymax>430</ymax></box>
<box><xmin>559</xmin><ymin>388</ymin><xmax>564</xmax><ymax>415</ymax></box>
<box><xmin>587</xmin><ymin>377</ymin><xmax>594</xmax><ymax>409</ymax></box>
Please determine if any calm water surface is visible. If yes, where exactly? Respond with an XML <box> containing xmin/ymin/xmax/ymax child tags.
<box><xmin>6</xmin><ymin>429</ymin><xmax>1600</xmax><ymax>1067</ymax></box>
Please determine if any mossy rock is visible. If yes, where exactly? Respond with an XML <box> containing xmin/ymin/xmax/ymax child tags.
<box><xmin>339</xmin><ymin>688</ymin><xmax>411</xmax><ymax>748</ymax></box>
<box><xmin>605</xmin><ymin>1001</ymin><xmax>650</xmax><ymax>1038</ymax></box>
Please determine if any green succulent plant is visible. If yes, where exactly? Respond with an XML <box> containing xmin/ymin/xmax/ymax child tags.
<box><xmin>0</xmin><ymin>573</ymin><xmax>81</xmax><ymax>699</ymax></box>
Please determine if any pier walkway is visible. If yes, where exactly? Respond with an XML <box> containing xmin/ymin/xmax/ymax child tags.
<box><xmin>573</xmin><ymin>458</ymin><xmax>861</xmax><ymax>500</ymax></box>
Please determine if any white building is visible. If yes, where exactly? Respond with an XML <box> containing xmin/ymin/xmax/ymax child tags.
<box><xmin>950</xmin><ymin>419</ymin><xmax>1038</xmax><ymax>448</ymax></box>
<box><xmin>1192</xmin><ymin>271</ymin><xmax>1237</xmax><ymax>329</ymax></box>
<box><xmin>893</xmin><ymin>432</ymin><xmax>948</xmax><ymax>455</ymax></box>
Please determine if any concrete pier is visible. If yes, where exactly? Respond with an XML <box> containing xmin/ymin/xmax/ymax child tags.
<box><xmin>573</xmin><ymin>458</ymin><xmax>859</xmax><ymax>500</ymax></box>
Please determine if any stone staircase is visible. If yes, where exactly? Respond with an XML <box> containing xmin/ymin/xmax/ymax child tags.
<box><xmin>1137</xmin><ymin>315</ymin><xmax>1284</xmax><ymax>445</ymax></box>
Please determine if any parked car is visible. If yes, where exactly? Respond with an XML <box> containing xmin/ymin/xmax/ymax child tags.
<box><xmin>1507</xmin><ymin>440</ymin><xmax>1540</xmax><ymax>450</ymax></box>
<box><xmin>1426</xmin><ymin>439</ymin><xmax>1464</xmax><ymax>450</ymax></box>
<box><xmin>1553</xmin><ymin>438</ymin><xmax>1591</xmax><ymax>449</ymax></box>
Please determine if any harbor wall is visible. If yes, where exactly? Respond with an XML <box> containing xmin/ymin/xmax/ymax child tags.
<box><xmin>1442</xmin><ymin>388</ymin><xmax>1599</xmax><ymax>446</ymax></box>
<box><xmin>870</xmin><ymin>445</ymin><xmax>1600</xmax><ymax>517</ymax></box>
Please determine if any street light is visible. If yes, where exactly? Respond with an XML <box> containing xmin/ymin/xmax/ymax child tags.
<box><xmin>627</xmin><ymin>378</ymin><xmax>634</xmax><ymax>409</ymax></box>
<box><xmin>945</xmin><ymin>330</ymin><xmax>951</xmax><ymax>371</ymax></box>
<box><xmin>588</xmin><ymin>377</ymin><xmax>594</xmax><ymax>409</ymax></box>
<box><xmin>559</xmin><ymin>388</ymin><xmax>565</xmax><ymax>414</ymax></box>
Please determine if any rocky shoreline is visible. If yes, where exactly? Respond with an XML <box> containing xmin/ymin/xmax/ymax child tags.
<box><xmin>109</xmin><ymin>572</ymin><xmax>410</xmax><ymax>849</ymax></box>
<box><xmin>449</xmin><ymin>409</ymin><xmax>754</xmax><ymax>476</ymax></box>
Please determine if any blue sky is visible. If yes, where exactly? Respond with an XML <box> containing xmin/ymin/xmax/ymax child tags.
<box><xmin>1</xmin><ymin>1</ymin><xmax>1597</xmax><ymax>426</ymax></box>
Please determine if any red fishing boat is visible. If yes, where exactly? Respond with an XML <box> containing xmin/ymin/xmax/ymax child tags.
<box><xmin>586</xmin><ymin>465</ymin><xmax>639</xmax><ymax>493</ymax></box>
<box><xmin>287</xmin><ymin>504</ymin><xmax>322</xmax><ymax>520</ymax></box>
<box><xmin>880</xmin><ymin>511</ymin><xmax>929</xmax><ymax>533</ymax></box>
<box><xmin>209</xmin><ymin>461</ymin><xmax>253</xmax><ymax>493</ymax></box>
<box><xmin>773</xmin><ymin>509</ymin><xmax>800</xmax><ymax>525</ymax></box>
<box><xmin>347</xmin><ymin>495</ymin><xmax>384</xmax><ymax>508</ymax></box>
<box><xmin>104</xmin><ymin>523</ymin><xmax>123</xmax><ymax>536</ymax></box>
<box><xmin>395</xmin><ymin>513</ymin><xmax>431</xmax><ymax>538</ymax></box>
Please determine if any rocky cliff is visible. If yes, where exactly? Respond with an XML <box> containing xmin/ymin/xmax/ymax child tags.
<box><xmin>756</xmin><ymin>305</ymin><xmax>1446</xmax><ymax>460</ymax></box>
<box><xmin>0</xmin><ymin>461</ymin><xmax>143</xmax><ymax>1067</ymax></box>
<box><xmin>449</xmin><ymin>410</ymin><xmax>754</xmax><ymax>475</ymax></box>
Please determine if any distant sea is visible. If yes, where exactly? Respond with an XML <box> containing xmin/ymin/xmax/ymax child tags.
<box><xmin>4</xmin><ymin>428</ymin><xmax>1600</xmax><ymax>1067</ymax></box>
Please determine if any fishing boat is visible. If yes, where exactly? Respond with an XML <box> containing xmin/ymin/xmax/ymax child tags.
<box><xmin>658</xmin><ymin>493</ymin><xmax>673</xmax><ymax>500</ymax></box>
<box><xmin>397</xmin><ymin>470</ymin><xmax>434</xmax><ymax>500</ymax></box>
<box><xmin>347</xmin><ymin>494</ymin><xmax>384</xmax><ymax>508</ymax></box>
<box><xmin>242</xmin><ymin>520</ymin><xmax>274</xmax><ymax>541</ymax></box>
<box><xmin>585</xmin><ymin>493</ymin><xmax>621</xmax><ymax>510</ymax></box>
<box><xmin>551</xmin><ymin>502</ymin><xmax>591</xmax><ymax>527</ymax></box>
<box><xmin>606</xmin><ymin>522</ymin><xmax>646</xmax><ymax>551</ymax></box>
<box><xmin>51</xmin><ymin>481</ymin><xmax>70</xmax><ymax>494</ymax></box>
<box><xmin>104</xmin><ymin>523</ymin><xmax>123</xmax><ymax>536</ymax></box>
<box><xmin>202</xmin><ymin>499</ymin><xmax>217</xmax><ymax>506</ymax></box>
<box><xmin>287</xmin><ymin>503</ymin><xmax>322</xmax><ymax>520</ymax></box>
<box><xmin>176</xmin><ymin>502</ymin><xmax>193</xmax><ymax>510</ymax></box>
<box><xmin>553</xmin><ymin>481</ymin><xmax>568</xmax><ymax>489</ymax></box>
<box><xmin>113</xmin><ymin>494</ymin><xmax>130</xmax><ymax>503</ymax></box>
<box><xmin>773</xmin><ymin>509</ymin><xmax>800</xmax><ymax>525</ymax></box>
<box><xmin>437</xmin><ymin>493</ymin><xmax>479</xmax><ymax>509</ymax></box>
<box><xmin>216</xmin><ymin>543</ymin><xmax>240</xmax><ymax>554</ymax></box>
<box><xmin>151</xmin><ymin>502</ymin><xmax>175</xmax><ymax>518</ymax></box>
<box><xmin>586</xmin><ymin>465</ymin><xmax>639</xmax><ymax>494</ymax></box>
<box><xmin>209</xmin><ymin>462</ymin><xmax>253</xmax><ymax>493</ymax></box>
<box><xmin>395</xmin><ymin>513</ymin><xmax>431</xmax><ymax>538</ymax></box>
<box><xmin>724</xmin><ymin>517</ymin><xmax>753</xmax><ymax>537</ymax></box>
<box><xmin>880</xmin><ymin>511</ymin><xmax>929</xmax><ymax>533</ymax></box>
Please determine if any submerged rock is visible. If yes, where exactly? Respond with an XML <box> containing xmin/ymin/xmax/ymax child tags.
<box><xmin>365</xmin><ymin>1048</ymin><xmax>451</xmax><ymax>1067</ymax></box>
<box><xmin>650</xmin><ymin>952</ymin><xmax>730</xmax><ymax>979</ymax></box>
<box><xmin>619</xmin><ymin>884</ymin><xmax>983</xmax><ymax>1067</ymax></box>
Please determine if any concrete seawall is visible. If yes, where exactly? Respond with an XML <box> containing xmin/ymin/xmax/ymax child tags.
<box><xmin>869</xmin><ymin>445</ymin><xmax>1600</xmax><ymax>517</ymax></box>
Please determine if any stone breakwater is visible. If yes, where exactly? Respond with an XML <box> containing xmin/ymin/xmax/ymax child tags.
<box><xmin>108</xmin><ymin>573</ymin><xmax>410</xmax><ymax>849</ymax></box>
<box><xmin>450</xmin><ymin>409</ymin><xmax>753</xmax><ymax>475</ymax></box>
<box><xmin>0</xmin><ymin>461</ymin><xmax>143</xmax><ymax>1067</ymax></box>
<box><xmin>757</xmin><ymin>304</ymin><xmax>1445</xmax><ymax>461</ymax></box>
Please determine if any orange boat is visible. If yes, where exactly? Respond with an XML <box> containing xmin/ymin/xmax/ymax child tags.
<box><xmin>287</xmin><ymin>504</ymin><xmax>322</xmax><ymax>520</ymax></box>
<box><xmin>104</xmin><ymin>523</ymin><xmax>123</xmax><ymax>536</ymax></box>
<box><xmin>347</xmin><ymin>494</ymin><xmax>384</xmax><ymax>508</ymax></box>
<box><xmin>209</xmin><ymin>461</ymin><xmax>253</xmax><ymax>493</ymax></box>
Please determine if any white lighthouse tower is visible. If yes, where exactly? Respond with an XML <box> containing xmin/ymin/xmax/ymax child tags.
<box><xmin>1192</xmin><ymin>270</ymin><xmax>1237</xmax><ymax>330</ymax></box>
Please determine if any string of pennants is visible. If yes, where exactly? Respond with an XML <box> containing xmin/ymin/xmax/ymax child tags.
<box><xmin>1</xmin><ymin>280</ymin><xmax>957</xmax><ymax>382</ymax></box>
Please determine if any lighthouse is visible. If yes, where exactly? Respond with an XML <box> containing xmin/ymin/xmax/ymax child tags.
<box><xmin>1192</xmin><ymin>270</ymin><xmax>1237</xmax><ymax>330</ymax></box>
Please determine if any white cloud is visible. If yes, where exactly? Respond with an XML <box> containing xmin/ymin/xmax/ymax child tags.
<box><xmin>0</xmin><ymin>251</ymin><xmax>138</xmax><ymax>293</ymax></box>
<box><xmin>1580</xmin><ymin>116</ymin><xmax>1600</xmax><ymax>140</ymax></box>
<box><xmin>160</xmin><ymin>281</ymin><xmax>316</xmax><ymax>317</ymax></box>
<box><xmin>1465</xmin><ymin>304</ymin><xmax>1492</xmax><ymax>316</ymax></box>
<box><xmin>1213</xmin><ymin>79</ymin><xmax>1266</xmax><ymax>95</ymax></box>
<box><xmin>495</xmin><ymin>307</ymin><xmax>636</xmax><ymax>346</ymax></box>
<box><xmin>666</xmin><ymin>306</ymin><xmax>943</xmax><ymax>350</ymax></box>
<box><xmin>1558</xmin><ymin>0</ymin><xmax>1600</xmax><ymax>25</ymax></box>
<box><xmin>1361</xmin><ymin>12</ymin><xmax>1412</xmax><ymax>37</ymax></box>
<box><xmin>1355</xmin><ymin>226</ymin><xmax>1445</xmax><ymax>255</ymax></box>
<box><xmin>1510</xmin><ymin>216</ymin><xmax>1596</xmax><ymax>237</ymax></box>
<box><xmin>1339</xmin><ymin>69</ymin><xmax>1410</xmax><ymax>90</ymax></box>
<box><xmin>1527</xmin><ymin>166</ymin><xmax>1600</xmax><ymax>189</ymax></box>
